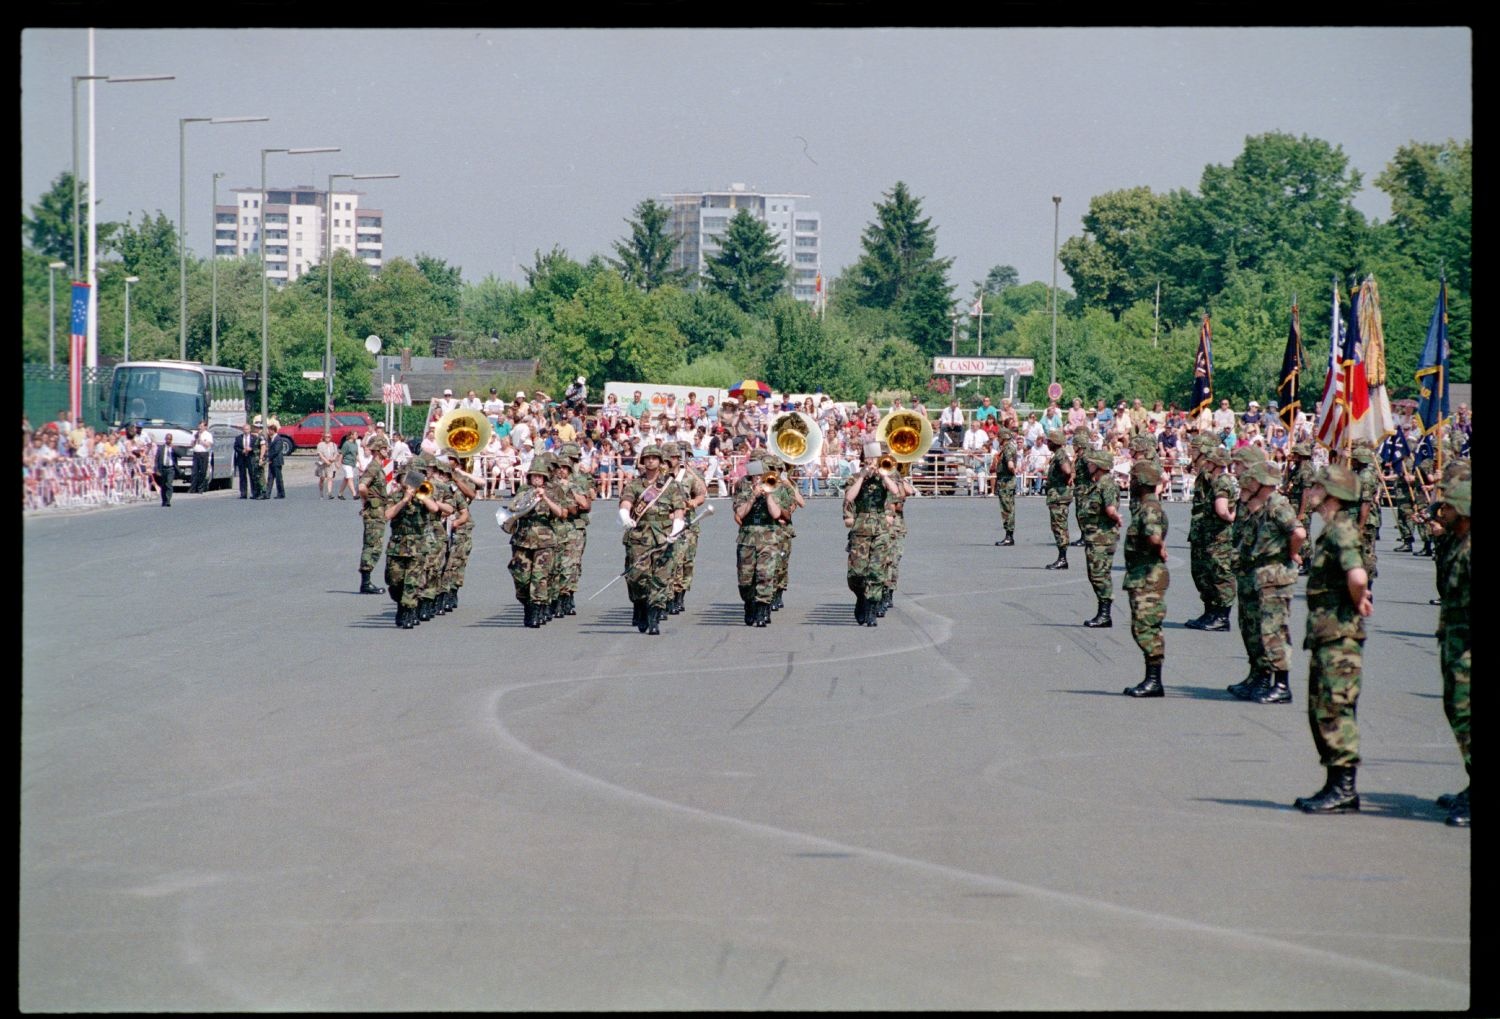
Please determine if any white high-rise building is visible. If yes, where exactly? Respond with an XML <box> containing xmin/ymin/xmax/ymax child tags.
<box><xmin>664</xmin><ymin>183</ymin><xmax>823</xmax><ymax>304</ymax></box>
<box><xmin>218</xmin><ymin>186</ymin><xmax>387</xmax><ymax>285</ymax></box>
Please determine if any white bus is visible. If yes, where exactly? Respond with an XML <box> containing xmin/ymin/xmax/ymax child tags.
<box><xmin>106</xmin><ymin>360</ymin><xmax>248</xmax><ymax>488</ymax></box>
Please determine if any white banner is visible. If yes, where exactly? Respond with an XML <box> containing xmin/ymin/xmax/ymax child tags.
<box><xmin>933</xmin><ymin>356</ymin><xmax>1035</xmax><ymax>377</ymax></box>
<box><xmin>604</xmin><ymin>382</ymin><xmax>730</xmax><ymax>418</ymax></box>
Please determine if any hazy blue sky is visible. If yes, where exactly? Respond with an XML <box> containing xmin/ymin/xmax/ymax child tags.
<box><xmin>21</xmin><ymin>27</ymin><xmax>1471</xmax><ymax>295</ymax></box>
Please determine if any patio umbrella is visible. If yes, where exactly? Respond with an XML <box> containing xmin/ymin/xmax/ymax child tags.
<box><xmin>728</xmin><ymin>379</ymin><xmax>772</xmax><ymax>401</ymax></box>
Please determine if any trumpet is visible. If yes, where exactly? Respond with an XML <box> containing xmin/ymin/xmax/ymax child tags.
<box><xmin>762</xmin><ymin>468</ymin><xmax>781</xmax><ymax>489</ymax></box>
<box><xmin>412</xmin><ymin>479</ymin><xmax>434</xmax><ymax>498</ymax></box>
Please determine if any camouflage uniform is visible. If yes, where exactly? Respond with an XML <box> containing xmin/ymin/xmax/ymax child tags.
<box><xmin>1233</xmin><ymin>462</ymin><xmax>1303</xmax><ymax>703</ymax></box>
<box><xmin>356</xmin><ymin>448</ymin><xmax>391</xmax><ymax>579</ymax></box>
<box><xmin>1302</xmin><ymin>468</ymin><xmax>1368</xmax><ymax>777</ymax></box>
<box><xmin>992</xmin><ymin>433</ymin><xmax>1019</xmax><ymax>542</ymax></box>
<box><xmin>1433</xmin><ymin>481</ymin><xmax>1470</xmax><ymax>823</ymax></box>
<box><xmin>383</xmin><ymin>459</ymin><xmax>440</xmax><ymax>626</ymax></box>
<box><xmin>1122</xmin><ymin>461</ymin><xmax>1169</xmax><ymax>697</ymax></box>
<box><xmin>1080</xmin><ymin>449</ymin><xmax>1120</xmax><ymax>609</ymax></box>
<box><xmin>561</xmin><ymin>446</ymin><xmax>594</xmax><ymax>610</ymax></box>
<box><xmin>734</xmin><ymin>473</ymin><xmax>781</xmax><ymax>621</ymax></box>
<box><xmin>1353</xmin><ymin>447</ymin><xmax>1381</xmax><ymax>585</ymax></box>
<box><xmin>846</xmin><ymin>463</ymin><xmax>896</xmax><ymax>624</ymax></box>
<box><xmin>771</xmin><ymin>476</ymin><xmax>798</xmax><ymax>603</ymax></box>
<box><xmin>672</xmin><ymin>450</ymin><xmax>710</xmax><ymax>606</ymax></box>
<box><xmin>1232</xmin><ymin>477</ymin><xmax>1266</xmax><ymax>674</ymax></box>
<box><xmin>1190</xmin><ymin>448</ymin><xmax>1237</xmax><ymax>625</ymax></box>
<box><xmin>417</xmin><ymin>463</ymin><xmax>452</xmax><ymax>613</ymax></box>
<box><xmin>1070</xmin><ymin>431</ymin><xmax>1093</xmax><ymax>545</ymax></box>
<box><xmin>1043</xmin><ymin>431</ymin><xmax>1074</xmax><ymax>564</ymax></box>
<box><xmin>621</xmin><ymin>462</ymin><xmax>687</xmax><ymax>624</ymax></box>
<box><xmin>544</xmin><ymin>471</ymin><xmax>576</xmax><ymax>614</ymax></box>
<box><xmin>508</xmin><ymin>463</ymin><xmax>559</xmax><ymax>623</ymax></box>
<box><xmin>439</xmin><ymin>468</ymin><xmax>474</xmax><ymax>609</ymax></box>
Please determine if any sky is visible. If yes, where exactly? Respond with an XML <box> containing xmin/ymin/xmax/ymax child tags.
<box><xmin>21</xmin><ymin>27</ymin><xmax>1472</xmax><ymax>296</ymax></box>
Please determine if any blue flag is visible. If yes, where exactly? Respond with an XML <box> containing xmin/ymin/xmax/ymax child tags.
<box><xmin>1190</xmin><ymin>313</ymin><xmax>1213</xmax><ymax>417</ymax></box>
<box><xmin>1413</xmin><ymin>280</ymin><xmax>1449</xmax><ymax>462</ymax></box>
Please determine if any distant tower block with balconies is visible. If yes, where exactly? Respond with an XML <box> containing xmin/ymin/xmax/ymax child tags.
<box><xmin>219</xmin><ymin>185</ymin><xmax>387</xmax><ymax>285</ymax></box>
<box><xmin>664</xmin><ymin>183</ymin><xmax>822</xmax><ymax>304</ymax></box>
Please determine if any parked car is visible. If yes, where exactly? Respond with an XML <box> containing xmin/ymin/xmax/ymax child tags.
<box><xmin>278</xmin><ymin>411</ymin><xmax>373</xmax><ymax>451</ymax></box>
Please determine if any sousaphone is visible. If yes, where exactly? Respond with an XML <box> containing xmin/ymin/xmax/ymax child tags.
<box><xmin>768</xmin><ymin>411</ymin><xmax>823</xmax><ymax>466</ymax></box>
<box><xmin>434</xmin><ymin>406</ymin><xmax>493</xmax><ymax>474</ymax></box>
<box><xmin>875</xmin><ymin>409</ymin><xmax>934</xmax><ymax>476</ymax></box>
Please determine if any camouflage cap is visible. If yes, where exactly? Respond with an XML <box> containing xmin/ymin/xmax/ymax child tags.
<box><xmin>1290</xmin><ymin>442</ymin><xmax>1312</xmax><ymax>457</ymax></box>
<box><xmin>1129</xmin><ymin>459</ymin><xmax>1163</xmax><ymax>487</ymax></box>
<box><xmin>364</xmin><ymin>434</ymin><xmax>390</xmax><ymax>452</ymax></box>
<box><xmin>1046</xmin><ymin>429</ymin><xmax>1065</xmax><ymax>448</ymax></box>
<box><xmin>1129</xmin><ymin>434</ymin><xmax>1157</xmax><ymax>453</ymax></box>
<box><xmin>407</xmin><ymin>453</ymin><xmax>431</xmax><ymax>469</ymax></box>
<box><xmin>638</xmin><ymin>444</ymin><xmax>664</xmax><ymax>460</ymax></box>
<box><xmin>1085</xmin><ymin>448</ymin><xmax>1114</xmax><ymax>471</ymax></box>
<box><xmin>1315</xmin><ymin>463</ymin><xmax>1360</xmax><ymax>502</ymax></box>
<box><xmin>1205</xmin><ymin>446</ymin><xmax>1231</xmax><ymax>468</ymax></box>
<box><xmin>1442</xmin><ymin>458</ymin><xmax>1472</xmax><ymax>483</ymax></box>
<box><xmin>1244</xmin><ymin>461</ymin><xmax>1281</xmax><ymax>488</ymax></box>
<box><xmin>1070</xmin><ymin>430</ymin><xmax>1089</xmax><ymax>448</ymax></box>
<box><xmin>1435</xmin><ymin>479</ymin><xmax>1471</xmax><ymax>517</ymax></box>
<box><xmin>526</xmin><ymin>453</ymin><xmax>553</xmax><ymax>476</ymax></box>
<box><xmin>427</xmin><ymin>457</ymin><xmax>453</xmax><ymax>475</ymax></box>
<box><xmin>1349</xmin><ymin>444</ymin><xmax>1376</xmax><ymax>465</ymax></box>
<box><xmin>1231</xmin><ymin>445</ymin><xmax>1267</xmax><ymax>466</ymax></box>
<box><xmin>557</xmin><ymin>442</ymin><xmax>582</xmax><ymax>461</ymax></box>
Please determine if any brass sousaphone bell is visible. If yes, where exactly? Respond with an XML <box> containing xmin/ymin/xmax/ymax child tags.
<box><xmin>768</xmin><ymin>410</ymin><xmax>824</xmax><ymax>466</ymax></box>
<box><xmin>434</xmin><ymin>406</ymin><xmax>493</xmax><ymax>473</ymax></box>
<box><xmin>874</xmin><ymin>409</ymin><xmax>934</xmax><ymax>476</ymax></box>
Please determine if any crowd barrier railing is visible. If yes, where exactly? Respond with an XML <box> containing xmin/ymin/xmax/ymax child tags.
<box><xmin>22</xmin><ymin>455</ymin><xmax>159</xmax><ymax>512</ymax></box>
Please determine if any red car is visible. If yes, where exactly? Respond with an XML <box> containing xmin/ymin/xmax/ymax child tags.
<box><xmin>278</xmin><ymin>411</ymin><xmax>374</xmax><ymax>451</ymax></box>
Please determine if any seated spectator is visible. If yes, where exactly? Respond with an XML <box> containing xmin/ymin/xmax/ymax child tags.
<box><xmin>1067</xmin><ymin>397</ymin><xmax>1088</xmax><ymax>432</ymax></box>
<box><xmin>1213</xmin><ymin>398</ymin><xmax>1236</xmax><ymax>434</ymax></box>
<box><xmin>1040</xmin><ymin>399</ymin><xmax>1063</xmax><ymax>433</ymax></box>
<box><xmin>999</xmin><ymin>397</ymin><xmax>1020</xmax><ymax>431</ymax></box>
<box><xmin>974</xmin><ymin>395</ymin><xmax>998</xmax><ymax>423</ymax></box>
<box><xmin>939</xmin><ymin>399</ymin><xmax>965</xmax><ymax>447</ymax></box>
<box><xmin>1242</xmin><ymin>400</ymin><xmax>1264</xmax><ymax>429</ymax></box>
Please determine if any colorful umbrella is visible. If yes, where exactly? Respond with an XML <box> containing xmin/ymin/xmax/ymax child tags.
<box><xmin>728</xmin><ymin>379</ymin><xmax>771</xmax><ymax>401</ymax></box>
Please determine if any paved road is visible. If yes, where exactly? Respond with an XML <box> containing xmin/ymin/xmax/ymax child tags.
<box><xmin>21</xmin><ymin>464</ymin><xmax>1471</xmax><ymax>1009</ymax></box>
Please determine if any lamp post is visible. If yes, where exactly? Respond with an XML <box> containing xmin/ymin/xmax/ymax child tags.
<box><xmin>1050</xmin><ymin>194</ymin><xmax>1061</xmax><ymax>387</ymax></box>
<box><xmin>325</xmin><ymin>172</ymin><xmax>399</xmax><ymax>420</ymax></box>
<box><xmin>47</xmin><ymin>261</ymin><xmax>67</xmax><ymax>370</ymax></box>
<box><xmin>70</xmin><ymin>73</ymin><xmax>175</xmax><ymax>280</ymax></box>
<box><xmin>260</xmin><ymin>146</ymin><xmax>340</xmax><ymax>427</ymax></box>
<box><xmin>123</xmin><ymin>275</ymin><xmax>140</xmax><ymax>363</ymax></box>
<box><xmin>179</xmin><ymin>115</ymin><xmax>269</xmax><ymax>360</ymax></box>
<box><xmin>210</xmin><ymin>171</ymin><xmax>224</xmax><ymax>365</ymax></box>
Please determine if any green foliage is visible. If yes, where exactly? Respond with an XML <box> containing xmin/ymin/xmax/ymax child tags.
<box><xmin>859</xmin><ymin>335</ymin><xmax>929</xmax><ymax>394</ymax></box>
<box><xmin>663</xmin><ymin>353</ymin><xmax>741</xmax><ymax>389</ymax></box>
<box><xmin>702</xmin><ymin>210</ymin><xmax>788</xmax><ymax>313</ymax></box>
<box><xmin>763</xmin><ymin>298</ymin><xmax>867</xmax><ymax>397</ymax></box>
<box><xmin>1375</xmin><ymin>140</ymin><xmax>1471</xmax><ymax>294</ymax></box>
<box><xmin>661</xmin><ymin>287</ymin><xmax>751</xmax><ymax>359</ymax></box>
<box><xmin>22</xmin><ymin>171</ymin><xmax>118</xmax><ymax>264</ymax></box>
<box><xmin>609</xmin><ymin>199</ymin><xmax>692</xmax><ymax>292</ymax></box>
<box><xmin>547</xmin><ymin>270</ymin><xmax>685</xmax><ymax>394</ymax></box>
<box><xmin>978</xmin><ymin>264</ymin><xmax>1019</xmax><ymax>295</ymax></box>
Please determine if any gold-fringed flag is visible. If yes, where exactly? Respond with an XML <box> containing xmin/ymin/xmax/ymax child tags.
<box><xmin>1345</xmin><ymin>274</ymin><xmax>1396</xmax><ymax>446</ymax></box>
<box><xmin>1189</xmin><ymin>312</ymin><xmax>1213</xmax><ymax>420</ymax></box>
<box><xmin>1276</xmin><ymin>300</ymin><xmax>1305</xmax><ymax>431</ymax></box>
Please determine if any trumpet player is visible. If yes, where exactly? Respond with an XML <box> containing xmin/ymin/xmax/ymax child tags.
<box><xmin>383</xmin><ymin>455</ymin><xmax>454</xmax><ymax>629</ymax></box>
<box><xmin>734</xmin><ymin>450</ymin><xmax>785</xmax><ymax>627</ymax></box>
<box><xmin>436</xmin><ymin>457</ymin><xmax>475</xmax><ymax>615</ymax></box>
<box><xmin>875</xmin><ymin>456</ymin><xmax>915</xmax><ymax>619</ymax></box>
<box><xmin>508</xmin><ymin>453</ymin><xmax>567</xmax><ymax>629</ymax></box>
<box><xmin>618</xmin><ymin>444</ymin><xmax>686</xmax><ymax>636</ymax></box>
<box><xmin>542</xmin><ymin>451</ymin><xmax>580</xmax><ymax>621</ymax></box>
<box><xmin>844</xmin><ymin>440</ymin><xmax>903</xmax><ymax>627</ymax></box>
<box><xmin>552</xmin><ymin>442</ymin><xmax>594</xmax><ymax>619</ymax></box>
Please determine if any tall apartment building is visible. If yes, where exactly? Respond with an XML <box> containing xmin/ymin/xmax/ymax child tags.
<box><xmin>217</xmin><ymin>186</ymin><xmax>387</xmax><ymax>285</ymax></box>
<box><xmin>663</xmin><ymin>183</ymin><xmax>823</xmax><ymax>304</ymax></box>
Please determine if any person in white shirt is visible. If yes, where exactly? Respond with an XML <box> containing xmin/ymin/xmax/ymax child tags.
<box><xmin>1023</xmin><ymin>414</ymin><xmax>1045</xmax><ymax>450</ymax></box>
<box><xmin>483</xmin><ymin>388</ymin><xmax>506</xmax><ymax>422</ymax></box>
<box><xmin>389</xmin><ymin>433</ymin><xmax>412</xmax><ymax>469</ymax></box>
<box><xmin>509</xmin><ymin>416</ymin><xmax>532</xmax><ymax>452</ymax></box>
<box><xmin>1212</xmin><ymin>398</ymin><xmax>1236</xmax><ymax>434</ymax></box>
<box><xmin>939</xmin><ymin>399</ymin><xmax>965</xmax><ymax>448</ymax></box>
<box><xmin>962</xmin><ymin>423</ymin><xmax>990</xmax><ymax>452</ymax></box>
<box><xmin>460</xmin><ymin>389</ymin><xmax>484</xmax><ymax>411</ymax></box>
<box><xmin>420</xmin><ymin>427</ymin><xmax>440</xmax><ymax>456</ymax></box>
<box><xmin>189</xmin><ymin>420</ymin><xmax>214</xmax><ymax>493</ymax></box>
<box><xmin>1025</xmin><ymin>437</ymin><xmax>1051</xmax><ymax>495</ymax></box>
<box><xmin>437</xmin><ymin>389</ymin><xmax>460</xmax><ymax>415</ymax></box>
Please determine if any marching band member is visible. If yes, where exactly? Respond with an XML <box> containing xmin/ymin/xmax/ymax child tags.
<box><xmin>506</xmin><ymin>453</ymin><xmax>566</xmax><ymax>629</ymax></box>
<box><xmin>844</xmin><ymin>440</ymin><xmax>902</xmax><ymax>627</ymax></box>
<box><xmin>733</xmin><ymin>450</ymin><xmax>784</xmax><ymax>627</ymax></box>
<box><xmin>619</xmin><ymin>445</ymin><xmax>686</xmax><ymax>636</ymax></box>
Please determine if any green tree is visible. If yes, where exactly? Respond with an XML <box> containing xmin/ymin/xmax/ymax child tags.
<box><xmin>661</xmin><ymin>287</ymin><xmax>751</xmax><ymax>359</ymax></box>
<box><xmin>1374</xmin><ymin>139</ymin><xmax>1471</xmax><ymax>295</ymax></box>
<box><xmin>547</xmin><ymin>270</ymin><xmax>685</xmax><ymax>392</ymax></box>
<box><xmin>842</xmin><ymin>181</ymin><xmax>954</xmax><ymax>353</ymax></box>
<box><xmin>977</xmin><ymin>264</ymin><xmax>1019</xmax><ymax>295</ymax></box>
<box><xmin>702</xmin><ymin>209</ymin><xmax>788</xmax><ymax>313</ymax></box>
<box><xmin>1058</xmin><ymin>186</ymin><xmax>1172</xmax><ymax>318</ymax></box>
<box><xmin>609</xmin><ymin>198</ymin><xmax>692</xmax><ymax>292</ymax></box>
<box><xmin>763</xmin><ymin>298</ymin><xmax>867</xmax><ymax>397</ymax></box>
<box><xmin>22</xmin><ymin>171</ymin><xmax>119</xmax><ymax>264</ymax></box>
<box><xmin>415</xmin><ymin>253</ymin><xmax>464</xmax><ymax>318</ymax></box>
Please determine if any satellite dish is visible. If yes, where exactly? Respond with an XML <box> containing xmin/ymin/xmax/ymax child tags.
<box><xmin>365</xmin><ymin>335</ymin><xmax>382</xmax><ymax>355</ymax></box>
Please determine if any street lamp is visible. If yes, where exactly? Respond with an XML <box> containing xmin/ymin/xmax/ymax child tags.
<box><xmin>260</xmin><ymin>146</ymin><xmax>340</xmax><ymax>426</ymax></box>
<box><xmin>179</xmin><ymin>115</ymin><xmax>269</xmax><ymax>359</ymax></box>
<box><xmin>326</xmin><ymin>172</ymin><xmax>399</xmax><ymax>419</ymax></box>
<box><xmin>210</xmin><ymin>171</ymin><xmax>224</xmax><ymax>365</ymax></box>
<box><xmin>1050</xmin><ymin>194</ymin><xmax>1061</xmax><ymax>387</ymax></box>
<box><xmin>123</xmin><ymin>276</ymin><xmax>140</xmax><ymax>363</ymax></box>
<box><xmin>47</xmin><ymin>261</ymin><xmax>67</xmax><ymax>370</ymax></box>
<box><xmin>70</xmin><ymin>73</ymin><xmax>175</xmax><ymax>280</ymax></box>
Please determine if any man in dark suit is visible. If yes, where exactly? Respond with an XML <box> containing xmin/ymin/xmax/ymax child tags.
<box><xmin>155</xmin><ymin>433</ymin><xmax>177</xmax><ymax>507</ymax></box>
<box><xmin>265</xmin><ymin>419</ymin><xmax>287</xmax><ymax>498</ymax></box>
<box><xmin>233</xmin><ymin>421</ymin><xmax>258</xmax><ymax>499</ymax></box>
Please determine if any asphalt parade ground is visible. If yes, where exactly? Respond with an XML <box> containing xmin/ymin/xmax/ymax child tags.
<box><xmin>21</xmin><ymin>459</ymin><xmax>1472</xmax><ymax>1010</ymax></box>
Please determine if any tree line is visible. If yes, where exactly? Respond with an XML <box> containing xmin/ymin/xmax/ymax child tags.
<box><xmin>20</xmin><ymin>131</ymin><xmax>1469</xmax><ymax>419</ymax></box>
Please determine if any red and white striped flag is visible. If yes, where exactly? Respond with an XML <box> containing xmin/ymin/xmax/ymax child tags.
<box><xmin>1314</xmin><ymin>280</ymin><xmax>1355</xmax><ymax>450</ymax></box>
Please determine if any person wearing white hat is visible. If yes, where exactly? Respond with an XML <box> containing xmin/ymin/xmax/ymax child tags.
<box><xmin>564</xmin><ymin>375</ymin><xmax>588</xmax><ymax>413</ymax></box>
<box><xmin>438</xmin><ymin>388</ymin><xmax>459</xmax><ymax>414</ymax></box>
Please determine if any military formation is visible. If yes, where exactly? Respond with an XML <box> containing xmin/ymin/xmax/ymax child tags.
<box><xmin>345</xmin><ymin>394</ymin><xmax>1470</xmax><ymax>825</ymax></box>
<box><xmin>984</xmin><ymin>421</ymin><xmax>1470</xmax><ymax>823</ymax></box>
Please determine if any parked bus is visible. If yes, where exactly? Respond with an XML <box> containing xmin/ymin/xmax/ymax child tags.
<box><xmin>104</xmin><ymin>360</ymin><xmax>248</xmax><ymax>489</ymax></box>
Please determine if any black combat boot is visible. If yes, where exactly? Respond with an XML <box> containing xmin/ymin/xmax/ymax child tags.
<box><xmin>1203</xmin><ymin>607</ymin><xmax>1231</xmax><ymax>631</ymax></box>
<box><xmin>1044</xmin><ymin>547</ymin><xmax>1069</xmax><ymax>570</ymax></box>
<box><xmin>1185</xmin><ymin>603</ymin><xmax>1213</xmax><ymax>629</ymax></box>
<box><xmin>1123</xmin><ymin>659</ymin><xmax>1164</xmax><ymax>698</ymax></box>
<box><xmin>863</xmin><ymin>593</ymin><xmax>880</xmax><ymax>626</ymax></box>
<box><xmin>744</xmin><ymin>600</ymin><xmax>756</xmax><ymax>626</ymax></box>
<box><xmin>393</xmin><ymin>605</ymin><xmax>407</xmax><ymax>628</ymax></box>
<box><xmin>1069</xmin><ymin>534</ymin><xmax>1086</xmax><ymax>547</ymax></box>
<box><xmin>434</xmin><ymin>593</ymin><xmax>448</xmax><ymax>615</ymax></box>
<box><xmin>1252</xmin><ymin>669</ymin><xmax>1293</xmax><ymax>704</ymax></box>
<box><xmin>1395</xmin><ymin>538</ymin><xmax>1414</xmax><ymax>552</ymax></box>
<box><xmin>1083</xmin><ymin>600</ymin><xmax>1113</xmax><ymax>628</ymax></box>
<box><xmin>633</xmin><ymin>600</ymin><xmax>647</xmax><ymax>632</ymax></box>
<box><xmin>771</xmin><ymin>590</ymin><xmax>784</xmax><ymax>611</ymax></box>
<box><xmin>450</xmin><ymin>589</ymin><xmax>460</xmax><ymax>610</ymax></box>
<box><xmin>646</xmin><ymin>605</ymin><xmax>662</xmax><ymax>635</ymax></box>
<box><xmin>359</xmin><ymin>570</ymin><xmax>385</xmax><ymax>595</ymax></box>
<box><xmin>1415</xmin><ymin>540</ymin><xmax>1433</xmax><ymax>557</ymax></box>
<box><xmin>754</xmin><ymin>602</ymin><xmax>770</xmax><ymax>627</ymax></box>
<box><xmin>995</xmin><ymin>532</ymin><xmax>1015</xmax><ymax>547</ymax></box>
<box><xmin>1445</xmin><ymin>793</ymin><xmax>1470</xmax><ymax>827</ymax></box>
<box><xmin>1227</xmin><ymin>670</ymin><xmax>1265</xmax><ymax>699</ymax></box>
<box><xmin>401</xmin><ymin>604</ymin><xmax>418</xmax><ymax>629</ymax></box>
<box><xmin>854</xmin><ymin>595</ymin><xmax>868</xmax><ymax>625</ymax></box>
<box><xmin>565</xmin><ymin>593</ymin><xmax>576</xmax><ymax>615</ymax></box>
<box><xmin>1437</xmin><ymin>785</ymin><xmax>1470</xmax><ymax>810</ymax></box>
<box><xmin>1298</xmin><ymin>765</ymin><xmax>1359</xmax><ymax>813</ymax></box>
<box><xmin>418</xmin><ymin>597</ymin><xmax>433</xmax><ymax>622</ymax></box>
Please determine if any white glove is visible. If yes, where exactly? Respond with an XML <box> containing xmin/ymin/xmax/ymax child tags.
<box><xmin>670</xmin><ymin>517</ymin><xmax>685</xmax><ymax>538</ymax></box>
<box><xmin>618</xmin><ymin>506</ymin><xmax>634</xmax><ymax>528</ymax></box>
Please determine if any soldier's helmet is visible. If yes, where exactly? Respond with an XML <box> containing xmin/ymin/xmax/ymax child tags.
<box><xmin>1192</xmin><ymin>433</ymin><xmax>1219</xmax><ymax>455</ymax></box>
<box><xmin>1442</xmin><ymin>458</ymin><xmax>1472</xmax><ymax>483</ymax></box>
<box><xmin>1231</xmin><ymin>445</ymin><xmax>1267</xmax><ymax>467</ymax></box>
<box><xmin>365</xmin><ymin>435</ymin><xmax>389</xmax><ymax>452</ymax></box>
<box><xmin>558</xmin><ymin>442</ymin><xmax>582</xmax><ymax>461</ymax></box>
<box><xmin>1436</xmin><ymin>479</ymin><xmax>1471</xmax><ymax>517</ymax></box>
<box><xmin>527</xmin><ymin>453</ymin><xmax>553</xmax><ymax>478</ymax></box>
<box><xmin>639</xmin><ymin>444</ymin><xmax>664</xmax><ymax>461</ymax></box>
<box><xmin>1046</xmin><ymin>429</ymin><xmax>1065</xmax><ymax>448</ymax></box>
<box><xmin>1291</xmin><ymin>441</ymin><xmax>1312</xmax><ymax>457</ymax></box>
<box><xmin>1070</xmin><ymin>430</ymin><xmax>1089</xmax><ymax>448</ymax></box>
<box><xmin>1129</xmin><ymin>459</ymin><xmax>1163</xmax><ymax>488</ymax></box>
<box><xmin>1086</xmin><ymin>448</ymin><xmax>1114</xmax><ymax>472</ymax></box>
<box><xmin>1315</xmin><ymin>463</ymin><xmax>1360</xmax><ymax>502</ymax></box>
<box><xmin>1129</xmin><ymin>434</ymin><xmax>1156</xmax><ymax>454</ymax></box>
<box><xmin>1350</xmin><ymin>445</ymin><xmax>1376</xmax><ymax>465</ymax></box>
<box><xmin>1205</xmin><ymin>446</ymin><xmax>1231</xmax><ymax>468</ymax></box>
<box><xmin>1244</xmin><ymin>461</ymin><xmax>1281</xmax><ymax>488</ymax></box>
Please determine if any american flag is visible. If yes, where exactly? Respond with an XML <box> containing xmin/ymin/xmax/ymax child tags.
<box><xmin>1189</xmin><ymin>313</ymin><xmax>1213</xmax><ymax>417</ymax></box>
<box><xmin>1313</xmin><ymin>280</ymin><xmax>1367</xmax><ymax>450</ymax></box>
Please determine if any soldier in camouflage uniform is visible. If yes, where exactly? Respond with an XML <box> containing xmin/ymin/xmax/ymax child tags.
<box><xmin>251</xmin><ymin>416</ymin><xmax>269</xmax><ymax>499</ymax></box>
<box><xmin>1186</xmin><ymin>445</ymin><xmax>1237</xmax><ymax>631</ymax></box>
<box><xmin>541</xmin><ymin>453</ymin><xmax>577</xmax><ymax>622</ymax></box>
<box><xmin>665</xmin><ymin>442</ymin><xmax>710</xmax><ymax>616</ymax></box>
<box><xmin>734</xmin><ymin>451</ymin><xmax>785</xmax><ymax>627</ymax></box>
<box><xmin>1122</xmin><ymin>459</ymin><xmax>1170</xmax><ymax>698</ymax></box>
<box><xmin>1080</xmin><ymin>448</ymin><xmax>1122</xmax><ymax>628</ymax></box>
<box><xmin>1380</xmin><ymin>431</ymin><xmax>1419</xmax><ymax>552</ymax></box>
<box><xmin>1230</xmin><ymin>461</ymin><xmax>1306</xmax><ymax>704</ymax></box>
<box><xmin>437</xmin><ymin>455</ymin><xmax>477</xmax><ymax>614</ymax></box>
<box><xmin>619</xmin><ymin>445</ymin><xmax>687</xmax><ymax>636</ymax></box>
<box><xmin>383</xmin><ymin>455</ymin><xmax>453</xmax><ymax>629</ymax></box>
<box><xmin>506</xmin><ymin>455</ymin><xmax>567</xmax><ymax>628</ymax></box>
<box><xmin>844</xmin><ymin>441</ymin><xmax>903</xmax><ymax>626</ymax></box>
<box><xmin>1223</xmin><ymin>445</ymin><xmax>1269</xmax><ymax>687</ymax></box>
<box><xmin>1351</xmin><ymin>443</ymin><xmax>1381</xmax><ymax>591</ymax></box>
<box><xmin>770</xmin><ymin>456</ymin><xmax>803</xmax><ymax>614</ymax></box>
<box><xmin>1294</xmin><ymin>463</ymin><xmax>1374</xmax><ymax>814</ymax></box>
<box><xmin>991</xmin><ymin>427</ymin><xmax>1019</xmax><ymax>546</ymax></box>
<box><xmin>1431</xmin><ymin>479</ymin><xmax>1471</xmax><ymax>826</ymax></box>
<box><xmin>1042</xmin><ymin>430</ymin><xmax>1075</xmax><ymax>570</ymax></box>
<box><xmin>355</xmin><ymin>433</ymin><xmax>391</xmax><ymax>595</ymax></box>
<box><xmin>1068</xmin><ymin>430</ymin><xmax>1093</xmax><ymax>547</ymax></box>
<box><xmin>876</xmin><ymin>465</ymin><xmax>917</xmax><ymax>618</ymax></box>
<box><xmin>553</xmin><ymin>442</ymin><xmax>594</xmax><ymax>618</ymax></box>
<box><xmin>416</xmin><ymin>458</ymin><xmax>456</xmax><ymax>623</ymax></box>
<box><xmin>1285</xmin><ymin>442</ymin><xmax>1317</xmax><ymax>574</ymax></box>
